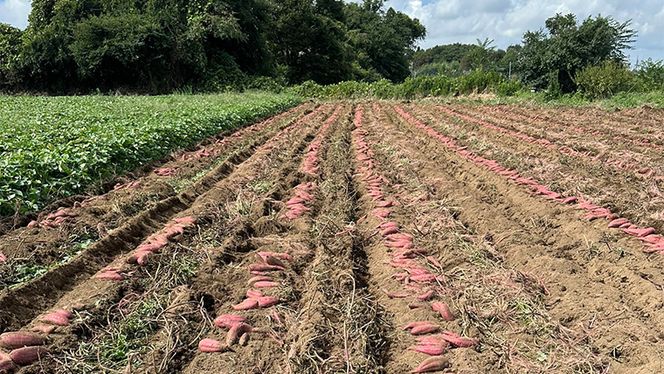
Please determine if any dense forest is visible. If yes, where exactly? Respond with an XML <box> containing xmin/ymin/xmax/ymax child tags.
<box><xmin>0</xmin><ymin>0</ymin><xmax>425</xmax><ymax>93</ymax></box>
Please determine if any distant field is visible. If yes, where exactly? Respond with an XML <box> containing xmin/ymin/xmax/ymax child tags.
<box><xmin>0</xmin><ymin>93</ymin><xmax>300</xmax><ymax>215</ymax></box>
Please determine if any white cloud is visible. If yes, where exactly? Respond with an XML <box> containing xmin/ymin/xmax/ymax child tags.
<box><xmin>375</xmin><ymin>0</ymin><xmax>664</xmax><ymax>61</ymax></box>
<box><xmin>0</xmin><ymin>0</ymin><xmax>31</xmax><ymax>29</ymax></box>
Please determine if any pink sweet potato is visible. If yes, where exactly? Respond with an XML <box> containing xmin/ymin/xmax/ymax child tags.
<box><xmin>411</xmin><ymin>356</ymin><xmax>450</xmax><ymax>373</ymax></box>
<box><xmin>31</xmin><ymin>325</ymin><xmax>56</xmax><ymax>335</ymax></box>
<box><xmin>257</xmin><ymin>296</ymin><xmax>279</xmax><ymax>308</ymax></box>
<box><xmin>431</xmin><ymin>302</ymin><xmax>455</xmax><ymax>321</ymax></box>
<box><xmin>249</xmin><ymin>263</ymin><xmax>285</xmax><ymax>272</ymax></box>
<box><xmin>0</xmin><ymin>252</ymin><xmax>6</xmax><ymax>263</ymax></box>
<box><xmin>226</xmin><ymin>323</ymin><xmax>253</xmax><ymax>346</ymax></box>
<box><xmin>41</xmin><ymin>310</ymin><xmax>71</xmax><ymax>326</ymax></box>
<box><xmin>411</xmin><ymin>324</ymin><xmax>440</xmax><ymax>335</ymax></box>
<box><xmin>417</xmin><ymin>290</ymin><xmax>435</xmax><ymax>301</ymax></box>
<box><xmin>214</xmin><ymin>314</ymin><xmax>246</xmax><ymax>329</ymax></box>
<box><xmin>232</xmin><ymin>299</ymin><xmax>259</xmax><ymax>311</ymax></box>
<box><xmin>0</xmin><ymin>352</ymin><xmax>14</xmax><ymax>371</ymax></box>
<box><xmin>254</xmin><ymin>281</ymin><xmax>279</xmax><ymax>289</ymax></box>
<box><xmin>247</xmin><ymin>275</ymin><xmax>273</xmax><ymax>286</ymax></box>
<box><xmin>9</xmin><ymin>346</ymin><xmax>48</xmax><ymax>366</ymax></box>
<box><xmin>0</xmin><ymin>332</ymin><xmax>45</xmax><ymax>349</ymax></box>
<box><xmin>246</xmin><ymin>289</ymin><xmax>263</xmax><ymax>298</ymax></box>
<box><xmin>440</xmin><ymin>331</ymin><xmax>478</xmax><ymax>348</ymax></box>
<box><xmin>198</xmin><ymin>338</ymin><xmax>226</xmax><ymax>353</ymax></box>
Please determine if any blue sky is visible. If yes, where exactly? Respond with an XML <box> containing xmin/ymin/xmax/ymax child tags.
<box><xmin>2</xmin><ymin>0</ymin><xmax>663</xmax><ymax>61</ymax></box>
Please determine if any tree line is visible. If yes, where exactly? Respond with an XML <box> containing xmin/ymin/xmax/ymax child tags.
<box><xmin>0</xmin><ymin>0</ymin><xmax>425</xmax><ymax>93</ymax></box>
<box><xmin>413</xmin><ymin>14</ymin><xmax>639</xmax><ymax>96</ymax></box>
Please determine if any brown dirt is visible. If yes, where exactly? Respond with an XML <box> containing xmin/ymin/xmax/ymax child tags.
<box><xmin>0</xmin><ymin>101</ymin><xmax>663</xmax><ymax>374</ymax></box>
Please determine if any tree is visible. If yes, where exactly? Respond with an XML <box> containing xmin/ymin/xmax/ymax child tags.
<box><xmin>519</xmin><ymin>13</ymin><xmax>636</xmax><ymax>92</ymax></box>
<box><xmin>0</xmin><ymin>24</ymin><xmax>22</xmax><ymax>88</ymax></box>
<box><xmin>344</xmin><ymin>0</ymin><xmax>425</xmax><ymax>82</ymax></box>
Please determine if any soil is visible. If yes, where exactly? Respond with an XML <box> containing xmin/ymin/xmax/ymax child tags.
<box><xmin>0</xmin><ymin>101</ymin><xmax>662</xmax><ymax>374</ymax></box>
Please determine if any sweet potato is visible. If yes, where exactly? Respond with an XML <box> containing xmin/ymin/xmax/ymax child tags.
<box><xmin>411</xmin><ymin>356</ymin><xmax>450</xmax><ymax>373</ymax></box>
<box><xmin>96</xmin><ymin>269</ymin><xmax>125</xmax><ymax>281</ymax></box>
<box><xmin>411</xmin><ymin>324</ymin><xmax>440</xmax><ymax>335</ymax></box>
<box><xmin>608</xmin><ymin>218</ymin><xmax>630</xmax><ymax>228</ymax></box>
<box><xmin>249</xmin><ymin>263</ymin><xmax>285</xmax><ymax>272</ymax></box>
<box><xmin>41</xmin><ymin>310</ymin><xmax>71</xmax><ymax>326</ymax></box>
<box><xmin>409</xmin><ymin>341</ymin><xmax>448</xmax><ymax>356</ymax></box>
<box><xmin>31</xmin><ymin>325</ymin><xmax>57</xmax><ymax>335</ymax></box>
<box><xmin>431</xmin><ymin>302</ymin><xmax>455</xmax><ymax>321</ymax></box>
<box><xmin>0</xmin><ymin>252</ymin><xmax>6</xmax><ymax>263</ymax></box>
<box><xmin>9</xmin><ymin>346</ymin><xmax>48</xmax><ymax>365</ymax></box>
<box><xmin>0</xmin><ymin>352</ymin><xmax>14</xmax><ymax>371</ymax></box>
<box><xmin>198</xmin><ymin>338</ymin><xmax>226</xmax><ymax>353</ymax></box>
<box><xmin>226</xmin><ymin>323</ymin><xmax>253</xmax><ymax>346</ymax></box>
<box><xmin>246</xmin><ymin>289</ymin><xmax>263</xmax><ymax>298</ymax></box>
<box><xmin>232</xmin><ymin>299</ymin><xmax>259</xmax><ymax>311</ymax></box>
<box><xmin>254</xmin><ymin>281</ymin><xmax>279</xmax><ymax>289</ymax></box>
<box><xmin>257</xmin><ymin>296</ymin><xmax>279</xmax><ymax>308</ymax></box>
<box><xmin>440</xmin><ymin>331</ymin><xmax>478</xmax><ymax>348</ymax></box>
<box><xmin>0</xmin><ymin>332</ymin><xmax>45</xmax><ymax>349</ymax></box>
<box><xmin>214</xmin><ymin>314</ymin><xmax>246</xmax><ymax>329</ymax></box>
<box><xmin>417</xmin><ymin>290</ymin><xmax>435</xmax><ymax>301</ymax></box>
<box><xmin>247</xmin><ymin>275</ymin><xmax>273</xmax><ymax>286</ymax></box>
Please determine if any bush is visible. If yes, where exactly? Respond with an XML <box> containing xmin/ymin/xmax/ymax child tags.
<box><xmin>575</xmin><ymin>61</ymin><xmax>637</xmax><ymax>99</ymax></box>
<box><xmin>455</xmin><ymin>70</ymin><xmax>502</xmax><ymax>94</ymax></box>
<box><xmin>496</xmin><ymin>80</ymin><xmax>523</xmax><ymax>96</ymax></box>
<box><xmin>635</xmin><ymin>59</ymin><xmax>664</xmax><ymax>91</ymax></box>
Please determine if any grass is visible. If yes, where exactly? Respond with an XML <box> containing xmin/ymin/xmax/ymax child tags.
<box><xmin>0</xmin><ymin>235</ymin><xmax>96</xmax><ymax>290</ymax></box>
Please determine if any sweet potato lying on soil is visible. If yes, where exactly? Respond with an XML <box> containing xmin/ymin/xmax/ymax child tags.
<box><xmin>9</xmin><ymin>346</ymin><xmax>48</xmax><ymax>366</ymax></box>
<box><xmin>247</xmin><ymin>275</ymin><xmax>273</xmax><ymax>286</ymax></box>
<box><xmin>404</xmin><ymin>321</ymin><xmax>440</xmax><ymax>335</ymax></box>
<box><xmin>198</xmin><ymin>339</ymin><xmax>226</xmax><ymax>353</ymax></box>
<box><xmin>246</xmin><ymin>289</ymin><xmax>263</xmax><ymax>298</ymax></box>
<box><xmin>214</xmin><ymin>314</ymin><xmax>246</xmax><ymax>329</ymax></box>
<box><xmin>233</xmin><ymin>299</ymin><xmax>259</xmax><ymax>311</ymax></box>
<box><xmin>412</xmin><ymin>356</ymin><xmax>450</xmax><ymax>373</ymax></box>
<box><xmin>439</xmin><ymin>331</ymin><xmax>478</xmax><ymax>348</ymax></box>
<box><xmin>431</xmin><ymin>302</ymin><xmax>455</xmax><ymax>321</ymax></box>
<box><xmin>41</xmin><ymin>310</ymin><xmax>71</xmax><ymax>326</ymax></box>
<box><xmin>257</xmin><ymin>296</ymin><xmax>280</xmax><ymax>308</ymax></box>
<box><xmin>249</xmin><ymin>263</ymin><xmax>285</xmax><ymax>272</ymax></box>
<box><xmin>254</xmin><ymin>281</ymin><xmax>279</xmax><ymax>289</ymax></box>
<box><xmin>0</xmin><ymin>332</ymin><xmax>45</xmax><ymax>349</ymax></box>
<box><xmin>0</xmin><ymin>252</ymin><xmax>6</xmax><ymax>263</ymax></box>
<box><xmin>226</xmin><ymin>323</ymin><xmax>253</xmax><ymax>346</ymax></box>
<box><xmin>0</xmin><ymin>352</ymin><xmax>14</xmax><ymax>371</ymax></box>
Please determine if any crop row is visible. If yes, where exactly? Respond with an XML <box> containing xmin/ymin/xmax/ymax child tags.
<box><xmin>0</xmin><ymin>93</ymin><xmax>301</xmax><ymax>215</ymax></box>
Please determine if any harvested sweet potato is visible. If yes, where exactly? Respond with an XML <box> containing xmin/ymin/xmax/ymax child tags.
<box><xmin>9</xmin><ymin>346</ymin><xmax>48</xmax><ymax>366</ymax></box>
<box><xmin>0</xmin><ymin>332</ymin><xmax>45</xmax><ymax>349</ymax></box>
<box><xmin>198</xmin><ymin>338</ymin><xmax>226</xmax><ymax>353</ymax></box>
<box><xmin>233</xmin><ymin>299</ymin><xmax>259</xmax><ymax>311</ymax></box>
<box><xmin>214</xmin><ymin>314</ymin><xmax>246</xmax><ymax>329</ymax></box>
<box><xmin>411</xmin><ymin>356</ymin><xmax>450</xmax><ymax>373</ymax></box>
<box><xmin>226</xmin><ymin>323</ymin><xmax>253</xmax><ymax>346</ymax></box>
<box><xmin>431</xmin><ymin>302</ymin><xmax>455</xmax><ymax>321</ymax></box>
<box><xmin>0</xmin><ymin>352</ymin><xmax>14</xmax><ymax>371</ymax></box>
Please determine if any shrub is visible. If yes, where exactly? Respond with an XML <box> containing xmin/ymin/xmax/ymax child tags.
<box><xmin>575</xmin><ymin>61</ymin><xmax>637</xmax><ymax>99</ymax></box>
<box><xmin>635</xmin><ymin>59</ymin><xmax>664</xmax><ymax>91</ymax></box>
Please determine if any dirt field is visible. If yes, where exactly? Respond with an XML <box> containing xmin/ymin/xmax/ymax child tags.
<box><xmin>1</xmin><ymin>101</ymin><xmax>663</xmax><ymax>373</ymax></box>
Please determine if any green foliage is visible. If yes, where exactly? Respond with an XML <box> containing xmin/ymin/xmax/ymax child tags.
<box><xmin>575</xmin><ymin>61</ymin><xmax>636</xmax><ymax>99</ymax></box>
<box><xmin>0</xmin><ymin>24</ymin><xmax>22</xmax><ymax>88</ymax></box>
<box><xmin>290</xmin><ymin>70</ymin><xmax>521</xmax><ymax>99</ymax></box>
<box><xmin>0</xmin><ymin>92</ymin><xmax>300</xmax><ymax>215</ymax></box>
<box><xmin>519</xmin><ymin>13</ymin><xmax>636</xmax><ymax>93</ymax></box>
<box><xmin>635</xmin><ymin>59</ymin><xmax>664</xmax><ymax>91</ymax></box>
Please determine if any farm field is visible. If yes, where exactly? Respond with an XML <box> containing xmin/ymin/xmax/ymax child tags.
<box><xmin>0</xmin><ymin>101</ymin><xmax>663</xmax><ymax>374</ymax></box>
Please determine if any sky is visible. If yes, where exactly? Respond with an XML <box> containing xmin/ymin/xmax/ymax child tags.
<box><xmin>1</xmin><ymin>0</ymin><xmax>663</xmax><ymax>61</ymax></box>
